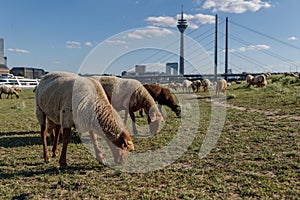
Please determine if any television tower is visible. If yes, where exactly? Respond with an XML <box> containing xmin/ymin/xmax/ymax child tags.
<box><xmin>177</xmin><ymin>5</ymin><xmax>188</xmax><ymax>75</ymax></box>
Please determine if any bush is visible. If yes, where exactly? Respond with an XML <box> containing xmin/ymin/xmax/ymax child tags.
<box><xmin>282</xmin><ymin>76</ymin><xmax>298</xmax><ymax>85</ymax></box>
<box><xmin>268</xmin><ymin>74</ymin><xmax>283</xmax><ymax>83</ymax></box>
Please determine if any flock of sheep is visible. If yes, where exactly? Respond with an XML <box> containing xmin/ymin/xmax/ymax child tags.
<box><xmin>34</xmin><ymin>71</ymin><xmax>181</xmax><ymax>167</ymax></box>
<box><xmin>2</xmin><ymin>71</ymin><xmax>289</xmax><ymax>168</ymax></box>
<box><xmin>167</xmin><ymin>73</ymin><xmax>271</xmax><ymax>97</ymax></box>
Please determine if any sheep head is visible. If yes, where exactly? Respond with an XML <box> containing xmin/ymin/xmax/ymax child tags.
<box><xmin>113</xmin><ymin>130</ymin><xmax>134</xmax><ymax>152</ymax></box>
<box><xmin>172</xmin><ymin>105</ymin><xmax>181</xmax><ymax>117</ymax></box>
<box><xmin>148</xmin><ymin>106</ymin><xmax>164</xmax><ymax>135</ymax></box>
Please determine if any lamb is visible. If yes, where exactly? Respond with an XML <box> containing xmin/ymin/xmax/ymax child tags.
<box><xmin>35</xmin><ymin>72</ymin><xmax>134</xmax><ymax>167</ymax></box>
<box><xmin>202</xmin><ymin>79</ymin><xmax>212</xmax><ymax>92</ymax></box>
<box><xmin>140</xmin><ymin>83</ymin><xmax>181</xmax><ymax>117</ymax></box>
<box><xmin>216</xmin><ymin>79</ymin><xmax>227</xmax><ymax>97</ymax></box>
<box><xmin>182</xmin><ymin>80</ymin><xmax>193</xmax><ymax>93</ymax></box>
<box><xmin>247</xmin><ymin>74</ymin><xmax>267</xmax><ymax>87</ymax></box>
<box><xmin>0</xmin><ymin>85</ymin><xmax>20</xmax><ymax>99</ymax></box>
<box><xmin>91</xmin><ymin>76</ymin><xmax>164</xmax><ymax>136</ymax></box>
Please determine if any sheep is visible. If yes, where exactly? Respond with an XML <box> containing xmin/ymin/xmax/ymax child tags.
<box><xmin>35</xmin><ymin>72</ymin><xmax>134</xmax><ymax>167</ymax></box>
<box><xmin>140</xmin><ymin>83</ymin><xmax>181</xmax><ymax>117</ymax></box>
<box><xmin>246</xmin><ymin>74</ymin><xmax>254</xmax><ymax>84</ymax></box>
<box><xmin>0</xmin><ymin>85</ymin><xmax>20</xmax><ymax>99</ymax></box>
<box><xmin>247</xmin><ymin>74</ymin><xmax>267</xmax><ymax>87</ymax></box>
<box><xmin>182</xmin><ymin>80</ymin><xmax>193</xmax><ymax>93</ymax></box>
<box><xmin>12</xmin><ymin>85</ymin><xmax>22</xmax><ymax>93</ymax></box>
<box><xmin>168</xmin><ymin>82</ymin><xmax>178</xmax><ymax>91</ymax></box>
<box><xmin>284</xmin><ymin>72</ymin><xmax>298</xmax><ymax>78</ymax></box>
<box><xmin>202</xmin><ymin>79</ymin><xmax>212</xmax><ymax>92</ymax></box>
<box><xmin>191</xmin><ymin>80</ymin><xmax>202</xmax><ymax>93</ymax></box>
<box><xmin>91</xmin><ymin>76</ymin><xmax>164</xmax><ymax>136</ymax></box>
<box><xmin>216</xmin><ymin>79</ymin><xmax>227</xmax><ymax>97</ymax></box>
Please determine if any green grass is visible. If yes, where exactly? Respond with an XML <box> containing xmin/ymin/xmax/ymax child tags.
<box><xmin>0</xmin><ymin>81</ymin><xmax>299</xmax><ymax>199</ymax></box>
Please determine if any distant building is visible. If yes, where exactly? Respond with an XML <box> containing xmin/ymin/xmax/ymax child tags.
<box><xmin>0</xmin><ymin>38</ymin><xmax>6</xmax><ymax>65</ymax></box>
<box><xmin>0</xmin><ymin>64</ymin><xmax>9</xmax><ymax>75</ymax></box>
<box><xmin>135</xmin><ymin>65</ymin><xmax>146</xmax><ymax>74</ymax></box>
<box><xmin>166</xmin><ymin>62</ymin><xmax>178</xmax><ymax>75</ymax></box>
<box><xmin>10</xmin><ymin>67</ymin><xmax>46</xmax><ymax>79</ymax></box>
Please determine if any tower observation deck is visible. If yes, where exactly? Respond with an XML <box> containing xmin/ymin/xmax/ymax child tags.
<box><xmin>177</xmin><ymin>6</ymin><xmax>188</xmax><ymax>75</ymax></box>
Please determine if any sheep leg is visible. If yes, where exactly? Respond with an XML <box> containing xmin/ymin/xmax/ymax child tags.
<box><xmin>88</xmin><ymin>131</ymin><xmax>107</xmax><ymax>165</ymax></box>
<box><xmin>41</xmin><ymin>125</ymin><xmax>50</xmax><ymax>163</ymax></box>
<box><xmin>129</xmin><ymin>110</ymin><xmax>138</xmax><ymax>135</ymax></box>
<box><xmin>139</xmin><ymin>109</ymin><xmax>144</xmax><ymax>118</ymax></box>
<box><xmin>52</xmin><ymin>125</ymin><xmax>61</xmax><ymax>157</ymax></box>
<box><xmin>59</xmin><ymin>128</ymin><xmax>71</xmax><ymax>168</ymax></box>
<box><xmin>158</xmin><ymin>104</ymin><xmax>163</xmax><ymax>114</ymax></box>
<box><xmin>105</xmin><ymin>137</ymin><xmax>123</xmax><ymax>164</ymax></box>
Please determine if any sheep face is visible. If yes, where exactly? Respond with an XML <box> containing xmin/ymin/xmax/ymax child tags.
<box><xmin>112</xmin><ymin>130</ymin><xmax>134</xmax><ymax>152</ymax></box>
<box><xmin>172</xmin><ymin>105</ymin><xmax>181</xmax><ymax>117</ymax></box>
<box><xmin>148</xmin><ymin>106</ymin><xmax>164</xmax><ymax>135</ymax></box>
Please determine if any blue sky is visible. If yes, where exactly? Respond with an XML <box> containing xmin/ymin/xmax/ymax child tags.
<box><xmin>1</xmin><ymin>0</ymin><xmax>300</xmax><ymax>75</ymax></box>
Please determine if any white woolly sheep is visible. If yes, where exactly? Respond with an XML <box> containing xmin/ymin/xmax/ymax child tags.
<box><xmin>182</xmin><ymin>80</ymin><xmax>193</xmax><ymax>93</ymax></box>
<box><xmin>12</xmin><ymin>85</ymin><xmax>22</xmax><ymax>93</ymax></box>
<box><xmin>35</xmin><ymin>72</ymin><xmax>134</xmax><ymax>167</ymax></box>
<box><xmin>91</xmin><ymin>76</ymin><xmax>164</xmax><ymax>136</ymax></box>
<box><xmin>248</xmin><ymin>74</ymin><xmax>267</xmax><ymax>87</ymax></box>
<box><xmin>0</xmin><ymin>85</ymin><xmax>19</xmax><ymax>99</ymax></box>
<box><xmin>216</xmin><ymin>79</ymin><xmax>227</xmax><ymax>97</ymax></box>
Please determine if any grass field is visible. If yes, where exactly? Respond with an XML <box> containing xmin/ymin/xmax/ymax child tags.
<box><xmin>0</xmin><ymin>75</ymin><xmax>299</xmax><ymax>199</ymax></box>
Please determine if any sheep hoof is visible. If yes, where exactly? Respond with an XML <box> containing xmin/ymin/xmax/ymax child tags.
<box><xmin>98</xmin><ymin>161</ymin><xmax>107</xmax><ymax>166</ymax></box>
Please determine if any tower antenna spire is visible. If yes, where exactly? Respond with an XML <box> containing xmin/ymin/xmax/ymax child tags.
<box><xmin>177</xmin><ymin>4</ymin><xmax>188</xmax><ymax>75</ymax></box>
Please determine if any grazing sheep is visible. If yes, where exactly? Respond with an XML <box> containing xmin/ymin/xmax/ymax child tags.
<box><xmin>140</xmin><ymin>83</ymin><xmax>181</xmax><ymax>117</ymax></box>
<box><xmin>284</xmin><ymin>72</ymin><xmax>298</xmax><ymax>78</ymax></box>
<box><xmin>202</xmin><ymin>79</ymin><xmax>212</xmax><ymax>92</ymax></box>
<box><xmin>248</xmin><ymin>74</ymin><xmax>267</xmax><ymax>87</ymax></box>
<box><xmin>182</xmin><ymin>80</ymin><xmax>193</xmax><ymax>93</ymax></box>
<box><xmin>216</xmin><ymin>79</ymin><xmax>227</xmax><ymax>97</ymax></box>
<box><xmin>246</xmin><ymin>74</ymin><xmax>254</xmax><ymax>84</ymax></box>
<box><xmin>0</xmin><ymin>85</ymin><xmax>20</xmax><ymax>99</ymax></box>
<box><xmin>92</xmin><ymin>76</ymin><xmax>164</xmax><ymax>136</ymax></box>
<box><xmin>35</xmin><ymin>72</ymin><xmax>134</xmax><ymax>167</ymax></box>
<box><xmin>191</xmin><ymin>80</ymin><xmax>202</xmax><ymax>93</ymax></box>
<box><xmin>168</xmin><ymin>82</ymin><xmax>178</xmax><ymax>91</ymax></box>
<box><xmin>12</xmin><ymin>85</ymin><xmax>22</xmax><ymax>93</ymax></box>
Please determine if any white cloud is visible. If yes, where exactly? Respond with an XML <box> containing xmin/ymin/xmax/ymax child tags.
<box><xmin>106</xmin><ymin>39</ymin><xmax>128</xmax><ymax>45</ymax></box>
<box><xmin>227</xmin><ymin>44</ymin><xmax>270</xmax><ymax>52</ymax></box>
<box><xmin>8</xmin><ymin>48</ymin><xmax>30</xmax><ymax>54</ymax></box>
<box><xmin>127</xmin><ymin>27</ymin><xmax>174</xmax><ymax>40</ymax></box>
<box><xmin>202</xmin><ymin>0</ymin><xmax>272</xmax><ymax>14</ymax></box>
<box><xmin>65</xmin><ymin>41</ymin><xmax>81</xmax><ymax>48</ymax></box>
<box><xmin>145</xmin><ymin>13</ymin><xmax>215</xmax><ymax>30</ymax></box>
<box><xmin>146</xmin><ymin>16</ymin><xmax>177</xmax><ymax>27</ymax></box>
<box><xmin>84</xmin><ymin>42</ymin><xmax>93</xmax><ymax>46</ymax></box>
<box><xmin>288</xmin><ymin>36</ymin><xmax>298</xmax><ymax>41</ymax></box>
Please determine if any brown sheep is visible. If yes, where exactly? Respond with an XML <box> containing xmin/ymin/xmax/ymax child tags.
<box><xmin>140</xmin><ymin>83</ymin><xmax>181</xmax><ymax>117</ymax></box>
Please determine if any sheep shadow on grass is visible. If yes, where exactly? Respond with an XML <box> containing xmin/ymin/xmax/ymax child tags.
<box><xmin>0</xmin><ymin>131</ymin><xmax>81</xmax><ymax>148</ymax></box>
